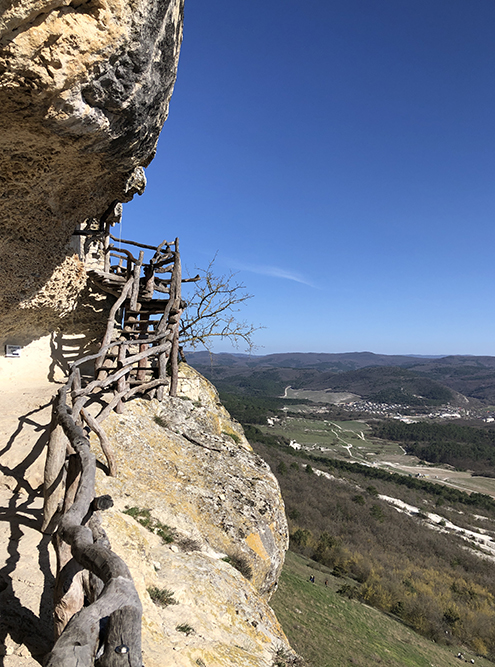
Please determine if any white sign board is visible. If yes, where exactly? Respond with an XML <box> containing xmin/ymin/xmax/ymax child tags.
<box><xmin>5</xmin><ymin>345</ymin><xmax>21</xmax><ymax>358</ymax></box>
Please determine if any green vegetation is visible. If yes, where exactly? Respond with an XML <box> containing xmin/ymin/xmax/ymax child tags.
<box><xmin>176</xmin><ymin>623</ymin><xmax>194</xmax><ymax>635</ymax></box>
<box><xmin>222</xmin><ymin>553</ymin><xmax>253</xmax><ymax>580</ymax></box>
<box><xmin>123</xmin><ymin>506</ymin><xmax>175</xmax><ymax>543</ymax></box>
<box><xmin>252</xmin><ymin>439</ymin><xmax>495</xmax><ymax>659</ymax></box>
<box><xmin>257</xmin><ymin>416</ymin><xmax>376</xmax><ymax>459</ymax></box>
<box><xmin>369</xmin><ymin>380</ymin><xmax>453</xmax><ymax>406</ymax></box>
<box><xmin>221</xmin><ymin>429</ymin><xmax>241</xmax><ymax>444</ymax></box>
<box><xmin>271</xmin><ymin>551</ymin><xmax>491</xmax><ymax>667</ymax></box>
<box><xmin>272</xmin><ymin>646</ymin><xmax>306</xmax><ymax>667</ymax></box>
<box><xmin>372</xmin><ymin>420</ymin><xmax>495</xmax><ymax>474</ymax></box>
<box><xmin>187</xmin><ymin>350</ymin><xmax>495</xmax><ymax>404</ymax></box>
<box><xmin>242</xmin><ymin>423</ymin><xmax>289</xmax><ymax>448</ymax></box>
<box><xmin>219</xmin><ymin>392</ymin><xmax>310</xmax><ymax>424</ymax></box>
<box><xmin>147</xmin><ymin>586</ymin><xmax>177</xmax><ymax>607</ymax></box>
<box><xmin>304</xmin><ymin>453</ymin><xmax>495</xmax><ymax>512</ymax></box>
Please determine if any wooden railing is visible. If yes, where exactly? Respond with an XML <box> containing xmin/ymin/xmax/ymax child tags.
<box><xmin>45</xmin><ymin>388</ymin><xmax>142</xmax><ymax>667</ymax></box>
<box><xmin>42</xmin><ymin>233</ymin><xmax>198</xmax><ymax>665</ymax></box>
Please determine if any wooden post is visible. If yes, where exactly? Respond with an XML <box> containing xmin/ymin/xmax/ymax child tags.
<box><xmin>53</xmin><ymin>454</ymin><xmax>84</xmax><ymax>639</ymax></box>
<box><xmin>136</xmin><ymin>310</ymin><xmax>150</xmax><ymax>382</ymax></box>
<box><xmin>129</xmin><ymin>250</ymin><xmax>144</xmax><ymax>312</ymax></box>
<box><xmin>115</xmin><ymin>343</ymin><xmax>127</xmax><ymax>414</ymax></box>
<box><xmin>95</xmin><ymin>277</ymin><xmax>133</xmax><ymax>376</ymax></box>
<box><xmin>103</xmin><ymin>221</ymin><xmax>111</xmax><ymax>273</ymax></box>
<box><xmin>42</xmin><ymin>409</ymin><xmax>70</xmax><ymax>534</ymax></box>
<box><xmin>169</xmin><ymin>318</ymin><xmax>181</xmax><ymax>398</ymax></box>
<box><xmin>81</xmin><ymin>408</ymin><xmax>117</xmax><ymax>476</ymax></box>
<box><xmin>157</xmin><ymin>240</ymin><xmax>181</xmax><ymax>401</ymax></box>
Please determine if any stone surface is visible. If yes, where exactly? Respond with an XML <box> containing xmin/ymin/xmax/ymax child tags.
<box><xmin>101</xmin><ymin>513</ymin><xmax>292</xmax><ymax>667</ymax></box>
<box><xmin>92</xmin><ymin>365</ymin><xmax>292</xmax><ymax>665</ymax></box>
<box><xmin>0</xmin><ymin>0</ymin><xmax>184</xmax><ymax>345</ymax></box>
<box><xmin>94</xmin><ymin>365</ymin><xmax>289</xmax><ymax>599</ymax></box>
<box><xmin>0</xmin><ymin>352</ymin><xmax>295</xmax><ymax>665</ymax></box>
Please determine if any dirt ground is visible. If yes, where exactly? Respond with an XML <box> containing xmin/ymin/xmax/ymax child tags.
<box><xmin>0</xmin><ymin>337</ymin><xmax>63</xmax><ymax>665</ymax></box>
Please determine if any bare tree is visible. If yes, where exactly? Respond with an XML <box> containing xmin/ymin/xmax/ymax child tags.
<box><xmin>179</xmin><ymin>258</ymin><xmax>261</xmax><ymax>356</ymax></box>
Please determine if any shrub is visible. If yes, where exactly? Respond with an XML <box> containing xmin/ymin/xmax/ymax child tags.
<box><xmin>222</xmin><ymin>553</ymin><xmax>253</xmax><ymax>580</ymax></box>
<box><xmin>123</xmin><ymin>507</ymin><xmax>175</xmax><ymax>543</ymax></box>
<box><xmin>290</xmin><ymin>528</ymin><xmax>313</xmax><ymax>549</ymax></box>
<box><xmin>177</xmin><ymin>536</ymin><xmax>201</xmax><ymax>552</ymax></box>
<box><xmin>222</xmin><ymin>429</ymin><xmax>241</xmax><ymax>444</ymax></box>
<box><xmin>273</xmin><ymin>646</ymin><xmax>306</xmax><ymax>667</ymax></box>
<box><xmin>153</xmin><ymin>415</ymin><xmax>168</xmax><ymax>428</ymax></box>
<box><xmin>370</xmin><ymin>504</ymin><xmax>384</xmax><ymax>522</ymax></box>
<box><xmin>147</xmin><ymin>587</ymin><xmax>177</xmax><ymax>607</ymax></box>
<box><xmin>176</xmin><ymin>623</ymin><xmax>194</xmax><ymax>635</ymax></box>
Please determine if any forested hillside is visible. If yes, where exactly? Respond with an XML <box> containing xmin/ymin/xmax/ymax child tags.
<box><xmin>254</xmin><ymin>439</ymin><xmax>495</xmax><ymax>659</ymax></box>
<box><xmin>187</xmin><ymin>351</ymin><xmax>495</xmax><ymax>404</ymax></box>
<box><xmin>373</xmin><ymin>421</ymin><xmax>495</xmax><ymax>474</ymax></box>
<box><xmin>220</xmin><ymin>390</ymin><xmax>495</xmax><ymax>659</ymax></box>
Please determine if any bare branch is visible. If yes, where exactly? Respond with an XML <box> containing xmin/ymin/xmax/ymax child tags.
<box><xmin>180</xmin><ymin>257</ymin><xmax>263</xmax><ymax>354</ymax></box>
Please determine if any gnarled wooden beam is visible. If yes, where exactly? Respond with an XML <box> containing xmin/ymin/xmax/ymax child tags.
<box><xmin>45</xmin><ymin>388</ymin><xmax>142</xmax><ymax>667</ymax></box>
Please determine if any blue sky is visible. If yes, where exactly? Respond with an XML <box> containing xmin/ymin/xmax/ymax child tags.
<box><xmin>122</xmin><ymin>0</ymin><xmax>495</xmax><ymax>356</ymax></box>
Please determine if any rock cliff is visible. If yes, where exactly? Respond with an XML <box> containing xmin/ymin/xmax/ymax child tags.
<box><xmin>0</xmin><ymin>0</ymin><xmax>183</xmax><ymax>344</ymax></box>
<box><xmin>0</xmin><ymin>2</ymin><xmax>297</xmax><ymax>664</ymax></box>
<box><xmin>0</xmin><ymin>352</ymin><xmax>294</xmax><ymax>666</ymax></box>
<box><xmin>92</xmin><ymin>365</ymin><xmax>291</xmax><ymax>666</ymax></box>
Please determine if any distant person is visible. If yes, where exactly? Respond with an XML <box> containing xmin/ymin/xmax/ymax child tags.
<box><xmin>324</xmin><ymin>578</ymin><xmax>328</xmax><ymax>587</ymax></box>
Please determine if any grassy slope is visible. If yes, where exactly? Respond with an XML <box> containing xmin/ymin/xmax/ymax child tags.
<box><xmin>272</xmin><ymin>551</ymin><xmax>491</xmax><ymax>667</ymax></box>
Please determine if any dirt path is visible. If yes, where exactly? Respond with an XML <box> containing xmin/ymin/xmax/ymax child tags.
<box><xmin>0</xmin><ymin>342</ymin><xmax>61</xmax><ymax>665</ymax></box>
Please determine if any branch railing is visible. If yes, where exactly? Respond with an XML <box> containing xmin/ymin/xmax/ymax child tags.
<box><xmin>42</xmin><ymin>232</ymin><xmax>199</xmax><ymax>665</ymax></box>
<box><xmin>44</xmin><ymin>387</ymin><xmax>142</xmax><ymax>667</ymax></box>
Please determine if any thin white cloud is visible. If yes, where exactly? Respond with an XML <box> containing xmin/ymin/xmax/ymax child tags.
<box><xmin>229</xmin><ymin>259</ymin><xmax>315</xmax><ymax>287</ymax></box>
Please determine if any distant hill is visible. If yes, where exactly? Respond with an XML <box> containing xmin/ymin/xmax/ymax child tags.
<box><xmin>185</xmin><ymin>350</ymin><xmax>440</xmax><ymax>371</ymax></box>
<box><xmin>185</xmin><ymin>351</ymin><xmax>495</xmax><ymax>404</ymax></box>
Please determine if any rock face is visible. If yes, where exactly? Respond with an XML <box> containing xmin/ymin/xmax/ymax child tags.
<box><xmin>92</xmin><ymin>365</ymin><xmax>292</xmax><ymax>666</ymax></box>
<box><xmin>0</xmin><ymin>0</ymin><xmax>184</xmax><ymax>344</ymax></box>
<box><xmin>0</xmin><ymin>4</ymin><xmax>298</xmax><ymax>664</ymax></box>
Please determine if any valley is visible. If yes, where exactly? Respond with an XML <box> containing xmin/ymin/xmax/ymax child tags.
<box><xmin>258</xmin><ymin>412</ymin><xmax>495</xmax><ymax>499</ymax></box>
<box><xmin>185</xmin><ymin>351</ymin><xmax>495</xmax><ymax>663</ymax></box>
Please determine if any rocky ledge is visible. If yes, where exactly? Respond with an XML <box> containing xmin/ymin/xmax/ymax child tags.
<box><xmin>0</xmin><ymin>0</ymin><xmax>184</xmax><ymax>344</ymax></box>
<box><xmin>91</xmin><ymin>364</ymin><xmax>294</xmax><ymax>666</ymax></box>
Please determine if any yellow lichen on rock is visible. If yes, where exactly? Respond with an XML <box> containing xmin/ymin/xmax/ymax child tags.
<box><xmin>246</xmin><ymin>532</ymin><xmax>270</xmax><ymax>562</ymax></box>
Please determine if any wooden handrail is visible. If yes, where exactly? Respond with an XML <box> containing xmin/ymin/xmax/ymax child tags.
<box><xmin>45</xmin><ymin>389</ymin><xmax>142</xmax><ymax>667</ymax></box>
<box><xmin>43</xmin><ymin>232</ymin><xmax>187</xmax><ymax>664</ymax></box>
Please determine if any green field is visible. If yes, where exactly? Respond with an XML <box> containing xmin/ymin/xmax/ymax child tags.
<box><xmin>262</xmin><ymin>417</ymin><xmax>405</xmax><ymax>463</ymax></box>
<box><xmin>272</xmin><ymin>551</ymin><xmax>491</xmax><ymax>667</ymax></box>
<box><xmin>261</xmin><ymin>415</ymin><xmax>495</xmax><ymax>499</ymax></box>
<box><xmin>284</xmin><ymin>388</ymin><xmax>359</xmax><ymax>404</ymax></box>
